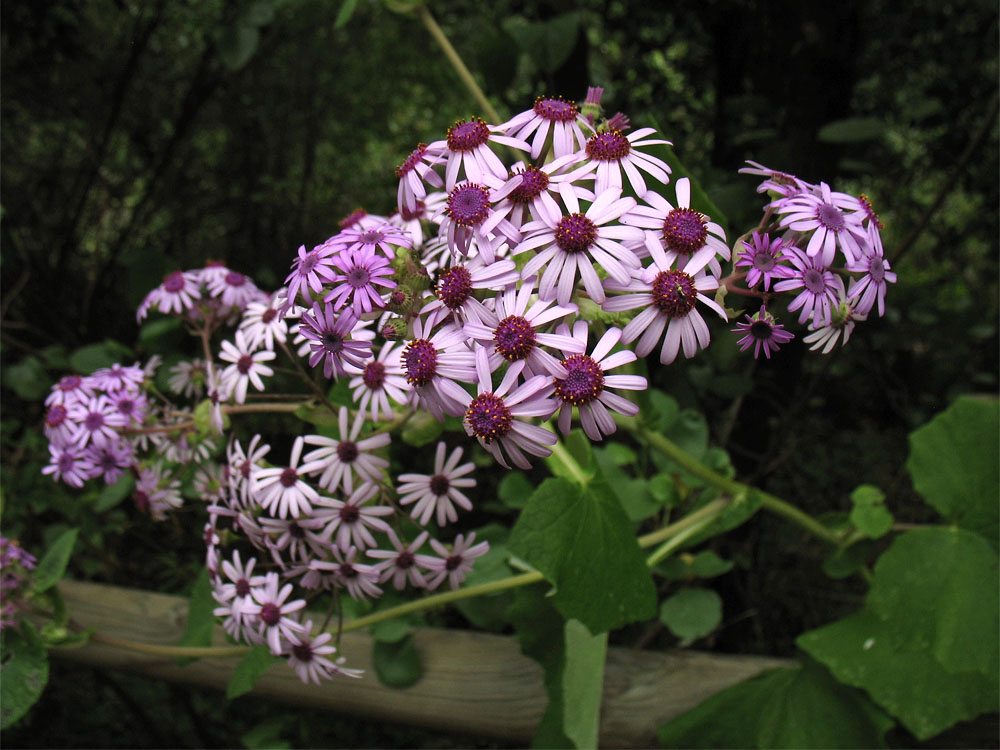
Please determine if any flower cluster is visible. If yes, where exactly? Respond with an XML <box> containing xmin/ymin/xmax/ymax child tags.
<box><xmin>137</xmin><ymin>262</ymin><xmax>269</xmax><ymax>325</ymax></box>
<box><xmin>1</xmin><ymin>538</ymin><xmax>37</xmax><ymax>630</ymax></box>
<box><xmin>730</xmin><ymin>163</ymin><xmax>896</xmax><ymax>356</ymax></box>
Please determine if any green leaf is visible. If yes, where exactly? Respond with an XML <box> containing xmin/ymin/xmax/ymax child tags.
<box><xmin>508</xmin><ymin>477</ymin><xmax>657</xmax><ymax>633</ymax></box>
<box><xmin>816</xmin><ymin>117</ymin><xmax>886</xmax><ymax>143</ymax></box>
<box><xmin>658</xmin><ymin>660</ymin><xmax>894</xmax><ymax>749</ymax></box>
<box><xmin>32</xmin><ymin>528</ymin><xmax>79</xmax><ymax>593</ymax></box>
<box><xmin>905</xmin><ymin>396</ymin><xmax>999</xmax><ymax>543</ymax></box>
<box><xmin>639</xmin><ymin>388</ymin><xmax>679</xmax><ymax>432</ymax></box>
<box><xmin>94</xmin><ymin>475</ymin><xmax>134</xmax><ymax>513</ymax></box>
<box><xmin>682</xmin><ymin>489</ymin><xmax>764</xmax><ymax>548</ymax></box>
<box><xmin>176</xmin><ymin>568</ymin><xmax>215</xmax><ymax>661</ymax></box>
<box><xmin>798</xmin><ymin>610</ymin><xmax>997</xmax><ymax>740</ymax></box>
<box><xmin>647</xmin><ymin>473</ymin><xmax>682</xmax><ymax>507</ymax></box>
<box><xmin>850</xmin><ymin>504</ymin><xmax>894</xmax><ymax>539</ymax></box>
<box><xmin>3</xmin><ymin>356</ymin><xmax>50</xmax><ymax>400</ymax></box>
<box><xmin>400</xmin><ymin>409</ymin><xmax>444</xmax><ymax>447</ymax></box>
<box><xmin>498</xmin><ymin>472</ymin><xmax>534</xmax><ymax>509</ymax></box>
<box><xmin>604</xmin><ymin>443</ymin><xmax>637</xmax><ymax>466</ymax></box>
<box><xmin>372</xmin><ymin>635</ymin><xmax>421</xmax><ymax>687</ymax></box>
<box><xmin>241</xmin><ymin>717</ymin><xmax>292</xmax><ymax>750</ymax></box>
<box><xmin>292</xmin><ymin>403</ymin><xmax>340</xmax><ymax>427</ymax></box>
<box><xmin>822</xmin><ymin>540</ymin><xmax>878</xmax><ymax>579</ymax></box>
<box><xmin>227</xmin><ymin>646</ymin><xmax>279</xmax><ymax>699</ymax></box>
<box><xmin>68</xmin><ymin>340</ymin><xmax>132</xmax><ymax>375</ymax></box>
<box><xmin>560</xmin><ymin>619</ymin><xmax>607</xmax><ymax>749</ymax></box>
<box><xmin>867</xmin><ymin>527</ymin><xmax>999</xmax><ymax>679</ymax></box>
<box><xmin>139</xmin><ymin>317</ymin><xmax>184</xmax><ymax>349</ymax></box>
<box><xmin>503</xmin><ymin>13</ymin><xmax>580</xmax><ymax>74</ymax></box>
<box><xmin>657</xmin><ymin>550</ymin><xmax>734</xmax><ymax>580</ymax></box>
<box><xmin>0</xmin><ymin>622</ymin><xmax>50</xmax><ymax>729</ymax></box>
<box><xmin>594</xmin><ymin>447</ymin><xmax>659</xmax><ymax>522</ymax></box>
<box><xmin>546</xmin><ymin>430</ymin><xmax>595</xmax><ymax>482</ymax></box>
<box><xmin>659</xmin><ymin>587</ymin><xmax>722</xmax><ymax>641</ymax></box>
<box><xmin>334</xmin><ymin>0</ymin><xmax>359</xmax><ymax>28</ymax></box>
<box><xmin>215</xmin><ymin>25</ymin><xmax>260</xmax><ymax>71</ymax></box>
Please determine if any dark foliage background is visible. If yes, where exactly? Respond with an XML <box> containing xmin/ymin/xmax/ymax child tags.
<box><xmin>2</xmin><ymin>0</ymin><xmax>997</xmax><ymax>746</ymax></box>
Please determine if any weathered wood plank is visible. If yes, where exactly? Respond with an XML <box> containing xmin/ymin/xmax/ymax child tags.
<box><xmin>53</xmin><ymin>580</ymin><xmax>791</xmax><ymax>747</ymax></box>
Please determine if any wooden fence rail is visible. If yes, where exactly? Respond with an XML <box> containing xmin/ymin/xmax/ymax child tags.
<box><xmin>53</xmin><ymin>580</ymin><xmax>791</xmax><ymax>747</ymax></box>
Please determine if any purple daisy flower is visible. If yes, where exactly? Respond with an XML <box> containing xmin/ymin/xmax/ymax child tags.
<box><xmin>110</xmin><ymin>388</ymin><xmax>149</xmax><ymax>427</ymax></box>
<box><xmin>68</xmin><ymin>395</ymin><xmax>129</xmax><ymax>449</ymax></box>
<box><xmin>90</xmin><ymin>363</ymin><xmax>145</xmax><ymax>394</ymax></box>
<box><xmin>455</xmin><ymin>346</ymin><xmax>558</xmax><ymax>470</ymax></box>
<box><xmin>240</xmin><ymin>294</ymin><xmax>290</xmax><ymax>352</ymax></box>
<box><xmin>45</xmin><ymin>374</ymin><xmax>95</xmax><ymax>408</ymax></box>
<box><xmin>574</xmin><ymin>127</ymin><xmax>672</xmax><ymax>196</ymax></box>
<box><xmin>622</xmin><ymin>177</ymin><xmax>731</xmax><ymax>266</ymax></box>
<box><xmin>396</xmin><ymin>142</ymin><xmax>446</xmax><ymax>213</ymax></box>
<box><xmin>322</xmin><ymin>221</ymin><xmax>413</xmax><ymax>262</ymax></box>
<box><xmin>463</xmin><ymin>277</ymin><xmax>584</xmax><ymax>378</ymax></box>
<box><xmin>241</xmin><ymin>572</ymin><xmax>308</xmax><ymax>654</ymax></box>
<box><xmin>417</xmin><ymin>532</ymin><xmax>490</xmax><ymax>591</ymax></box>
<box><xmin>367</xmin><ymin>529</ymin><xmax>432</xmax><ymax>591</ymax></box>
<box><xmin>285</xmin><ymin>621</ymin><xmax>343</xmax><ymax>685</ymax></box>
<box><xmin>434</xmin><ymin>180</ymin><xmax>522</xmax><ymax>265</ymax></box>
<box><xmin>259</xmin><ymin>515</ymin><xmax>329</xmax><ymax>568</ymax></box>
<box><xmin>420</xmin><ymin>257</ymin><xmax>521</xmax><ymax>325</ymax></box>
<box><xmin>489</xmin><ymin>155</ymin><xmax>593</xmax><ymax>234</ymax></box>
<box><xmin>390</xmin><ymin>191</ymin><xmax>447</xmax><ymax>250</ymax></box>
<box><xmin>345</xmin><ymin>341</ymin><xmax>411</xmax><ymax>423</ymax></box>
<box><xmin>396</xmin><ymin>442</ymin><xmax>476</xmax><ymax>527</ymax></box>
<box><xmin>772</xmin><ymin>247</ymin><xmax>845</xmax><ymax>327</ymax></box>
<box><xmin>514</xmin><ymin>186</ymin><xmax>644</xmax><ymax>305</ymax></box>
<box><xmin>297</xmin><ymin>303</ymin><xmax>373</xmax><ymax>381</ymax></box>
<box><xmin>251</xmin><ymin>436</ymin><xmax>325</xmax><ymax>520</ymax></box>
<box><xmin>207</xmin><ymin>269</ymin><xmax>265</xmax><ymax>310</ymax></box>
<box><xmin>322</xmin><ymin>248</ymin><xmax>397</xmax><ymax>315</ymax></box>
<box><xmin>283</xmin><ymin>243</ymin><xmax>338</xmax><ymax>313</ymax></box>
<box><xmin>219</xmin><ymin>330</ymin><xmax>276</xmax><ymax>404</ymax></box>
<box><xmin>301</xmin><ymin>407</ymin><xmax>390</xmax><ymax>495</ymax></box>
<box><xmin>499</xmin><ymin>96</ymin><xmax>594</xmax><ymax>159</ymax></box>
<box><xmin>732</xmin><ymin>306</ymin><xmax>795</xmax><ymax>359</ymax></box>
<box><xmin>132</xmin><ymin>466</ymin><xmax>183</xmax><ymax>520</ymax></box>
<box><xmin>311</xmin><ymin>546</ymin><xmax>383</xmax><ymax>601</ymax></box>
<box><xmin>44</xmin><ymin>403</ymin><xmax>76</xmax><ymax>446</ymax></box>
<box><xmin>400</xmin><ymin>317</ymin><xmax>478</xmax><ymax>421</ymax></box>
<box><xmin>603</xmin><ymin>245</ymin><xmax>728</xmax><ymax>365</ymax></box>
<box><xmin>85</xmin><ymin>440</ymin><xmax>134</xmax><ymax>485</ymax></box>
<box><xmin>773</xmin><ymin>181</ymin><xmax>869</xmax><ymax>266</ymax></box>
<box><xmin>551</xmin><ymin>322</ymin><xmax>646</xmax><ymax>441</ymax></box>
<box><xmin>427</xmin><ymin>116</ymin><xmax>530</xmax><ymax>191</ymax></box>
<box><xmin>846</xmin><ymin>226</ymin><xmax>896</xmax><ymax>317</ymax></box>
<box><xmin>42</xmin><ymin>443</ymin><xmax>97</xmax><ymax>487</ymax></box>
<box><xmin>738</xmin><ymin>160</ymin><xmax>814</xmax><ymax>198</ymax></box>
<box><xmin>311</xmin><ymin>482</ymin><xmax>394</xmax><ymax>553</ymax></box>
<box><xmin>734</xmin><ymin>232</ymin><xmax>795</xmax><ymax>291</ymax></box>
<box><xmin>152</xmin><ymin>270</ymin><xmax>201</xmax><ymax>316</ymax></box>
<box><xmin>227</xmin><ymin>434</ymin><xmax>271</xmax><ymax>510</ymax></box>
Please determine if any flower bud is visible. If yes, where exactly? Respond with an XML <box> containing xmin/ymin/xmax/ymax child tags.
<box><xmin>381</xmin><ymin>318</ymin><xmax>408</xmax><ymax>341</ymax></box>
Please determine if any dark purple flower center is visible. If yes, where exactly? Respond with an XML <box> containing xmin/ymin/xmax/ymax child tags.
<box><xmin>816</xmin><ymin>203</ymin><xmax>846</xmax><ymax>232</ymax></box>
<box><xmin>279</xmin><ymin>467</ymin><xmax>298</xmax><ymax>488</ymax></box>
<box><xmin>46</xmin><ymin>405</ymin><xmax>68</xmax><ymax>427</ymax></box>
<box><xmin>362</xmin><ymin>361</ymin><xmax>386</xmax><ymax>389</ymax></box>
<box><xmin>259</xmin><ymin>602</ymin><xmax>281</xmax><ymax>626</ymax></box>
<box><xmin>465</xmin><ymin>392</ymin><xmax>513</xmax><ymax>442</ymax></box>
<box><xmin>445</xmin><ymin>554</ymin><xmax>462</xmax><ymax>571</ymax></box>
<box><xmin>553</xmin><ymin>355</ymin><xmax>605</xmax><ymax>406</ymax></box>
<box><xmin>400</xmin><ymin>200</ymin><xmax>426</xmax><ymax>221</ymax></box>
<box><xmin>100</xmin><ymin>451</ymin><xmax>118</xmax><ymax>471</ymax></box>
<box><xmin>446</xmin><ymin>184</ymin><xmax>491</xmax><ymax>227</ymax></box>
<box><xmin>446</xmin><ymin>118</ymin><xmax>490</xmax><ymax>152</ymax></box>
<box><xmin>753</xmin><ymin>248</ymin><xmax>777</xmax><ymax>272</ymax></box>
<box><xmin>347</xmin><ymin>266</ymin><xmax>371</xmax><ymax>288</ymax></box>
<box><xmin>429</xmin><ymin>474</ymin><xmax>450</xmax><ymax>496</ymax></box>
<box><xmin>533</xmin><ymin>97</ymin><xmax>579</xmax><ymax>122</ymax></box>
<box><xmin>237</xmin><ymin>354</ymin><xmax>254</xmax><ymax>374</ymax></box>
<box><xmin>289</xmin><ymin>522</ymin><xmax>305</xmax><ymax>539</ymax></box>
<box><xmin>396</xmin><ymin>550</ymin><xmax>415</xmax><ymax>569</ymax></box>
<box><xmin>662</xmin><ymin>208</ymin><xmax>708</xmax><ymax>254</ymax></box>
<box><xmin>868</xmin><ymin>257</ymin><xmax>886</xmax><ymax>283</ymax></box>
<box><xmin>299</xmin><ymin>253</ymin><xmax>319</xmax><ymax>275</ymax></box>
<box><xmin>493</xmin><ymin>315</ymin><xmax>536</xmax><ymax>361</ymax></box>
<box><xmin>336</xmin><ymin>441</ymin><xmax>359</xmax><ymax>464</ymax></box>
<box><xmin>57</xmin><ymin>452</ymin><xmax>76</xmax><ymax>472</ymax></box>
<box><xmin>59</xmin><ymin>375</ymin><xmax>82</xmax><ymax>392</ymax></box>
<box><xmin>510</xmin><ymin>167</ymin><xmax>550</xmax><ymax>204</ymax></box>
<box><xmin>585</xmin><ymin>130</ymin><xmax>631</xmax><ymax>162</ymax></box>
<box><xmin>803</xmin><ymin>269</ymin><xmax>827</xmax><ymax>294</ymax></box>
<box><xmin>292</xmin><ymin>642</ymin><xmax>313</xmax><ymax>662</ymax></box>
<box><xmin>262</xmin><ymin>308</ymin><xmax>278</xmax><ymax>323</ymax></box>
<box><xmin>555</xmin><ymin>213</ymin><xmax>597</xmax><ymax>253</ymax></box>
<box><xmin>339</xmin><ymin>209</ymin><xmax>366</xmax><ymax>229</ymax></box>
<box><xmin>403</xmin><ymin>338</ymin><xmax>438</xmax><ymax>386</ymax></box>
<box><xmin>163</xmin><ymin>272</ymin><xmax>186</xmax><ymax>293</ymax></box>
<box><xmin>436</xmin><ymin>265</ymin><xmax>474</xmax><ymax>310</ymax></box>
<box><xmin>117</xmin><ymin>398</ymin><xmax>135</xmax><ymax>415</ymax></box>
<box><xmin>225</xmin><ymin>271</ymin><xmax>246</xmax><ymax>287</ymax></box>
<box><xmin>395</xmin><ymin>144</ymin><xmax>428</xmax><ymax>178</ymax></box>
<box><xmin>84</xmin><ymin>411</ymin><xmax>105</xmax><ymax>431</ymax></box>
<box><xmin>240</xmin><ymin>460</ymin><xmax>252</xmax><ymax>479</ymax></box>
<box><xmin>235</xmin><ymin>578</ymin><xmax>251</xmax><ymax>597</ymax></box>
<box><xmin>651</xmin><ymin>270</ymin><xmax>697</xmax><ymax>318</ymax></box>
<box><xmin>339</xmin><ymin>504</ymin><xmax>360</xmax><ymax>523</ymax></box>
<box><xmin>322</xmin><ymin>332</ymin><xmax>344</xmax><ymax>354</ymax></box>
<box><xmin>749</xmin><ymin>320</ymin><xmax>775</xmax><ymax>341</ymax></box>
<box><xmin>360</xmin><ymin>229</ymin><xmax>385</xmax><ymax>245</ymax></box>
<box><xmin>339</xmin><ymin>563</ymin><xmax>358</xmax><ymax>579</ymax></box>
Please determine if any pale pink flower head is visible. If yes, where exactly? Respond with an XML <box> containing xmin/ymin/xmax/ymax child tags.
<box><xmin>417</xmin><ymin>532</ymin><xmax>490</xmax><ymax>591</ymax></box>
<box><xmin>396</xmin><ymin>442</ymin><xmax>476</xmax><ymax>527</ymax></box>
<box><xmin>311</xmin><ymin>481</ymin><xmax>394</xmax><ymax>553</ymax></box>
<box><xmin>218</xmin><ymin>330</ymin><xmax>276</xmax><ymax>404</ymax></box>
<box><xmin>241</xmin><ymin>572</ymin><xmax>308</xmax><ymax>654</ymax></box>
<box><xmin>575</xmin><ymin>127</ymin><xmax>672</xmax><ymax>196</ymax></box>
<box><xmin>367</xmin><ymin>529</ymin><xmax>431</xmax><ymax>591</ymax></box>
<box><xmin>395</xmin><ymin>142</ymin><xmax>446</xmax><ymax>214</ymax></box>
<box><xmin>499</xmin><ymin>96</ymin><xmax>594</xmax><ymax>159</ymax></box>
<box><xmin>427</xmin><ymin>116</ymin><xmax>530</xmax><ymax>191</ymax></box>
<box><xmin>251</xmin><ymin>436</ymin><xmax>325</xmax><ymax>520</ymax></box>
<box><xmin>285</xmin><ymin>621</ymin><xmax>343</xmax><ymax>685</ymax></box>
<box><xmin>301</xmin><ymin>407</ymin><xmax>390</xmax><ymax>495</ymax></box>
<box><xmin>344</xmin><ymin>341</ymin><xmax>410</xmax><ymax>423</ymax></box>
<box><xmin>773</xmin><ymin>181</ymin><xmax>869</xmax><ymax>266</ymax></box>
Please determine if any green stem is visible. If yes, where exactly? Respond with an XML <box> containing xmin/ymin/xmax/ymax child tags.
<box><xmin>415</xmin><ymin>4</ymin><xmax>501</xmax><ymax>123</ymax></box>
<box><xmin>87</xmin><ymin>631</ymin><xmax>249</xmax><ymax>658</ymax></box>
<box><xmin>548</xmin><ymin>438</ymin><xmax>591</xmax><ymax>486</ymax></box>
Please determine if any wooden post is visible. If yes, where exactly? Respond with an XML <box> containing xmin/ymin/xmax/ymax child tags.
<box><xmin>53</xmin><ymin>580</ymin><xmax>791</xmax><ymax>747</ymax></box>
